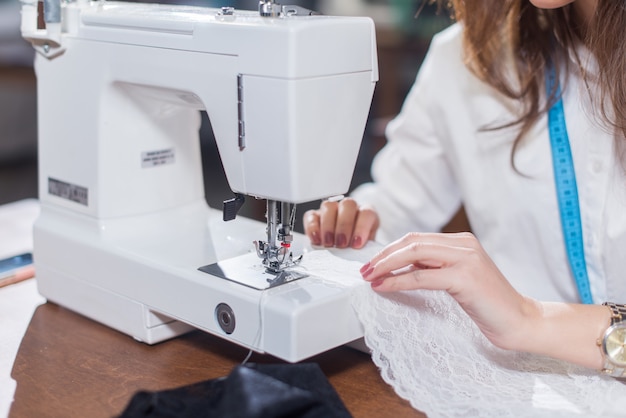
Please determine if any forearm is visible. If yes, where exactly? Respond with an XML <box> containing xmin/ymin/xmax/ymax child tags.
<box><xmin>519</xmin><ymin>299</ymin><xmax>612</xmax><ymax>369</ymax></box>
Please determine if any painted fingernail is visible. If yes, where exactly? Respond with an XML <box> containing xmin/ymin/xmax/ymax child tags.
<box><xmin>371</xmin><ymin>279</ymin><xmax>384</xmax><ymax>289</ymax></box>
<box><xmin>352</xmin><ymin>235</ymin><xmax>362</xmax><ymax>248</ymax></box>
<box><xmin>361</xmin><ymin>266</ymin><xmax>374</xmax><ymax>279</ymax></box>
<box><xmin>359</xmin><ymin>262</ymin><xmax>370</xmax><ymax>274</ymax></box>
<box><xmin>324</xmin><ymin>232</ymin><xmax>334</xmax><ymax>247</ymax></box>
<box><xmin>336</xmin><ymin>234</ymin><xmax>347</xmax><ymax>248</ymax></box>
<box><xmin>310</xmin><ymin>231</ymin><xmax>321</xmax><ymax>246</ymax></box>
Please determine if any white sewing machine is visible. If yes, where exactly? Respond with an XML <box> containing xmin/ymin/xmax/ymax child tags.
<box><xmin>21</xmin><ymin>0</ymin><xmax>377</xmax><ymax>361</ymax></box>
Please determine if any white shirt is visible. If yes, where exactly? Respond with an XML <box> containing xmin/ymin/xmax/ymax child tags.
<box><xmin>352</xmin><ymin>24</ymin><xmax>626</xmax><ymax>304</ymax></box>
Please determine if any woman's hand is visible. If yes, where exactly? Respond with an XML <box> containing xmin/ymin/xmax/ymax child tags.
<box><xmin>303</xmin><ymin>198</ymin><xmax>379</xmax><ymax>249</ymax></box>
<box><xmin>359</xmin><ymin>231</ymin><xmax>612</xmax><ymax>369</ymax></box>
<box><xmin>360</xmin><ymin>231</ymin><xmax>538</xmax><ymax>351</ymax></box>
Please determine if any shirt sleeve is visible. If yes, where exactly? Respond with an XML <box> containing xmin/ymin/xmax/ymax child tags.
<box><xmin>351</xmin><ymin>25</ymin><xmax>464</xmax><ymax>244</ymax></box>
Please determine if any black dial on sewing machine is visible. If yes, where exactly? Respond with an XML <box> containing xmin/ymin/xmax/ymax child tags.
<box><xmin>215</xmin><ymin>303</ymin><xmax>236</xmax><ymax>335</ymax></box>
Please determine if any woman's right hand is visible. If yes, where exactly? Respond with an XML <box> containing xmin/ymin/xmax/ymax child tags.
<box><xmin>302</xmin><ymin>198</ymin><xmax>379</xmax><ymax>249</ymax></box>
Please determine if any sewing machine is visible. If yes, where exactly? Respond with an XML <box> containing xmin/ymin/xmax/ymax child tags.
<box><xmin>21</xmin><ymin>0</ymin><xmax>377</xmax><ymax>361</ymax></box>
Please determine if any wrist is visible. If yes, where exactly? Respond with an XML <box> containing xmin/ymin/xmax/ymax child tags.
<box><xmin>509</xmin><ymin>296</ymin><xmax>544</xmax><ymax>353</ymax></box>
<box><xmin>487</xmin><ymin>295</ymin><xmax>542</xmax><ymax>352</ymax></box>
<box><xmin>516</xmin><ymin>300</ymin><xmax>611</xmax><ymax>369</ymax></box>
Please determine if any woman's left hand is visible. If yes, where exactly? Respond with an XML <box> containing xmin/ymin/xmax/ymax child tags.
<box><xmin>360</xmin><ymin>232</ymin><xmax>539</xmax><ymax>351</ymax></box>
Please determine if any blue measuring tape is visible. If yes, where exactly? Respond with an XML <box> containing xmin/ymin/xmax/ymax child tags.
<box><xmin>545</xmin><ymin>64</ymin><xmax>593</xmax><ymax>304</ymax></box>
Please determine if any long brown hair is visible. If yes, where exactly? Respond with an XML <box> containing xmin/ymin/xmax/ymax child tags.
<box><xmin>433</xmin><ymin>0</ymin><xmax>626</xmax><ymax>164</ymax></box>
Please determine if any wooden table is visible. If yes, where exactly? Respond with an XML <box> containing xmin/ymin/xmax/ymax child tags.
<box><xmin>10</xmin><ymin>302</ymin><xmax>425</xmax><ymax>418</ymax></box>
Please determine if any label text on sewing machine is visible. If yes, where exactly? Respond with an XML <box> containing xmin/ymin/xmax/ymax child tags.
<box><xmin>141</xmin><ymin>148</ymin><xmax>175</xmax><ymax>168</ymax></box>
<box><xmin>48</xmin><ymin>178</ymin><xmax>88</xmax><ymax>206</ymax></box>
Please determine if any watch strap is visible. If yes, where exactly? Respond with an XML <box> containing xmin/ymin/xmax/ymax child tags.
<box><xmin>602</xmin><ymin>302</ymin><xmax>626</xmax><ymax>326</ymax></box>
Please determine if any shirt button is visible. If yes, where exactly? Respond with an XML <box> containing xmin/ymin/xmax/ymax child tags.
<box><xmin>591</xmin><ymin>160</ymin><xmax>603</xmax><ymax>173</ymax></box>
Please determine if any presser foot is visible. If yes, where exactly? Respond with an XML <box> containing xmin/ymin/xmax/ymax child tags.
<box><xmin>256</xmin><ymin>242</ymin><xmax>307</xmax><ymax>288</ymax></box>
<box><xmin>266</xmin><ymin>267</ymin><xmax>308</xmax><ymax>287</ymax></box>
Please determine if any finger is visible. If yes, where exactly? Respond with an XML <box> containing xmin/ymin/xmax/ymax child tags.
<box><xmin>362</xmin><ymin>235</ymin><xmax>475</xmax><ymax>282</ymax></box>
<box><xmin>351</xmin><ymin>205</ymin><xmax>379</xmax><ymax>249</ymax></box>
<box><xmin>334</xmin><ymin>198</ymin><xmax>358</xmax><ymax>248</ymax></box>
<box><xmin>303</xmin><ymin>209</ymin><xmax>322</xmax><ymax>246</ymax></box>
<box><xmin>366</xmin><ymin>231</ymin><xmax>477</xmax><ymax>267</ymax></box>
<box><xmin>369</xmin><ymin>261</ymin><xmax>519</xmax><ymax>329</ymax></box>
<box><xmin>319</xmin><ymin>200</ymin><xmax>339</xmax><ymax>247</ymax></box>
<box><xmin>370</xmin><ymin>265</ymin><xmax>453</xmax><ymax>293</ymax></box>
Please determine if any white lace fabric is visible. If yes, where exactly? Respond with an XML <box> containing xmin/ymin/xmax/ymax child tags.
<box><xmin>299</xmin><ymin>249</ymin><xmax>626</xmax><ymax>416</ymax></box>
<box><xmin>350</xmin><ymin>285</ymin><xmax>626</xmax><ymax>418</ymax></box>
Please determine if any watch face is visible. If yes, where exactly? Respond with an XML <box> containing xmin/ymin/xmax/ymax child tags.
<box><xmin>603</xmin><ymin>324</ymin><xmax>626</xmax><ymax>367</ymax></box>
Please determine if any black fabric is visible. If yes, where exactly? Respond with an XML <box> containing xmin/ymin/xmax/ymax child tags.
<box><xmin>118</xmin><ymin>363</ymin><xmax>352</xmax><ymax>418</ymax></box>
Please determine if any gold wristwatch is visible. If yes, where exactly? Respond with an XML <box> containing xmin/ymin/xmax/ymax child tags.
<box><xmin>598</xmin><ymin>302</ymin><xmax>626</xmax><ymax>378</ymax></box>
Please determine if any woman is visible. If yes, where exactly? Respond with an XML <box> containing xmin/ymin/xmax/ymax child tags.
<box><xmin>303</xmin><ymin>0</ymin><xmax>626</xmax><ymax>372</ymax></box>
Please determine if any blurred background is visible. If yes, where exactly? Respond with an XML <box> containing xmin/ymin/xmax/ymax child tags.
<box><xmin>0</xmin><ymin>0</ymin><xmax>451</xmax><ymax>231</ymax></box>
